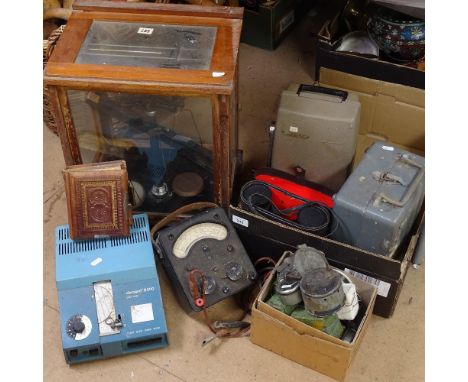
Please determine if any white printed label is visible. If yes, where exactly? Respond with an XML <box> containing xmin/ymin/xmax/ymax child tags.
<box><xmin>381</xmin><ymin>145</ymin><xmax>394</xmax><ymax>151</ymax></box>
<box><xmin>90</xmin><ymin>257</ymin><xmax>102</xmax><ymax>267</ymax></box>
<box><xmin>344</xmin><ymin>268</ymin><xmax>391</xmax><ymax>298</ymax></box>
<box><xmin>232</xmin><ymin>215</ymin><xmax>249</xmax><ymax>228</ymax></box>
<box><xmin>131</xmin><ymin>303</ymin><xmax>154</xmax><ymax>324</ymax></box>
<box><xmin>138</xmin><ymin>27</ymin><xmax>154</xmax><ymax>35</ymax></box>
<box><xmin>289</xmin><ymin>126</ymin><xmax>299</xmax><ymax>133</ymax></box>
<box><xmin>279</xmin><ymin>10</ymin><xmax>295</xmax><ymax>35</ymax></box>
<box><xmin>212</xmin><ymin>71</ymin><xmax>226</xmax><ymax>78</ymax></box>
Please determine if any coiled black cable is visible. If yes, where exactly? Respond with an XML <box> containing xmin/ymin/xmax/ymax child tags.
<box><xmin>240</xmin><ymin>180</ymin><xmax>341</xmax><ymax>237</ymax></box>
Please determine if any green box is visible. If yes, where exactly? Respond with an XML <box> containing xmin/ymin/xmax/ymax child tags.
<box><xmin>241</xmin><ymin>0</ymin><xmax>314</xmax><ymax>50</ymax></box>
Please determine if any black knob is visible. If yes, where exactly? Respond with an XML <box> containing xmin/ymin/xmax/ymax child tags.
<box><xmin>72</xmin><ymin>317</ymin><xmax>85</xmax><ymax>334</ymax></box>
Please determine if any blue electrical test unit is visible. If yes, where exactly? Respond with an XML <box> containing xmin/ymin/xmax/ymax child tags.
<box><xmin>55</xmin><ymin>213</ymin><xmax>168</xmax><ymax>364</ymax></box>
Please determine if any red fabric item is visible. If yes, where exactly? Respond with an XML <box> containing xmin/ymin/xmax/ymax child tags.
<box><xmin>255</xmin><ymin>174</ymin><xmax>334</xmax><ymax>218</ymax></box>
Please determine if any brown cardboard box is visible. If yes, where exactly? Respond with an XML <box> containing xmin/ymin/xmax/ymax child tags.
<box><xmin>314</xmin><ymin>0</ymin><xmax>425</xmax><ymax>89</ymax></box>
<box><xmin>250</xmin><ymin>252</ymin><xmax>378</xmax><ymax>382</ymax></box>
<box><xmin>319</xmin><ymin>68</ymin><xmax>424</xmax><ymax>159</ymax></box>
<box><xmin>230</xmin><ymin>68</ymin><xmax>424</xmax><ymax>317</ymax></box>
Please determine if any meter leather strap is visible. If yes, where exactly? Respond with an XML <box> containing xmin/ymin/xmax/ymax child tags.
<box><xmin>185</xmin><ymin>267</ymin><xmax>250</xmax><ymax>339</ymax></box>
<box><xmin>150</xmin><ymin>202</ymin><xmax>251</xmax><ymax>344</ymax></box>
<box><xmin>150</xmin><ymin>201</ymin><xmax>218</xmax><ymax>248</ymax></box>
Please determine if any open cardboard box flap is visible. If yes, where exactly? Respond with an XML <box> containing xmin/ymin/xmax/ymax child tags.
<box><xmin>319</xmin><ymin>68</ymin><xmax>425</xmax><ymax>156</ymax></box>
<box><xmin>320</xmin><ymin>68</ymin><xmax>424</xmax><ymax>107</ymax></box>
<box><xmin>252</xmin><ymin>309</ymin><xmax>352</xmax><ymax>381</ymax></box>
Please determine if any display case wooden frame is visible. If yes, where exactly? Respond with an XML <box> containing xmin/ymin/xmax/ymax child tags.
<box><xmin>44</xmin><ymin>0</ymin><xmax>243</xmax><ymax>210</ymax></box>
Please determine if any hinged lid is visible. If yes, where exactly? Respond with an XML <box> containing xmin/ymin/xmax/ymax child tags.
<box><xmin>75</xmin><ymin>21</ymin><xmax>218</xmax><ymax>70</ymax></box>
<box><xmin>44</xmin><ymin>1</ymin><xmax>244</xmax><ymax>95</ymax></box>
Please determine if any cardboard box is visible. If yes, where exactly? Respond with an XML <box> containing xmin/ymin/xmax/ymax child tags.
<box><xmin>240</xmin><ymin>0</ymin><xmax>314</xmax><ymax>50</ymax></box>
<box><xmin>250</xmin><ymin>252</ymin><xmax>378</xmax><ymax>382</ymax></box>
<box><xmin>230</xmin><ymin>68</ymin><xmax>424</xmax><ymax>317</ymax></box>
<box><xmin>314</xmin><ymin>0</ymin><xmax>425</xmax><ymax>89</ymax></box>
<box><xmin>319</xmin><ymin>68</ymin><xmax>424</xmax><ymax>157</ymax></box>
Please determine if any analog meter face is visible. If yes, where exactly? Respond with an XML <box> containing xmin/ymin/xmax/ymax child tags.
<box><xmin>172</xmin><ymin>223</ymin><xmax>228</xmax><ymax>259</ymax></box>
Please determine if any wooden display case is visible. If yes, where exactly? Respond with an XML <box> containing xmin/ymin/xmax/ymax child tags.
<box><xmin>44</xmin><ymin>0</ymin><xmax>243</xmax><ymax>213</ymax></box>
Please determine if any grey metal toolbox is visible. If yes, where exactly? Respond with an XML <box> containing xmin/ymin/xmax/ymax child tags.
<box><xmin>332</xmin><ymin>142</ymin><xmax>425</xmax><ymax>257</ymax></box>
<box><xmin>272</xmin><ymin>84</ymin><xmax>361</xmax><ymax>192</ymax></box>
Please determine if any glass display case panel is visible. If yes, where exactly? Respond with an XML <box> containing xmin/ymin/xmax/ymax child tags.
<box><xmin>230</xmin><ymin>90</ymin><xmax>239</xmax><ymax>179</ymax></box>
<box><xmin>75</xmin><ymin>20</ymin><xmax>217</xmax><ymax>70</ymax></box>
<box><xmin>67</xmin><ymin>90</ymin><xmax>214</xmax><ymax>213</ymax></box>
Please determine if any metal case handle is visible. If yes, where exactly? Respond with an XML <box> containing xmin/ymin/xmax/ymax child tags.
<box><xmin>297</xmin><ymin>84</ymin><xmax>348</xmax><ymax>101</ymax></box>
<box><xmin>373</xmin><ymin>155</ymin><xmax>424</xmax><ymax>208</ymax></box>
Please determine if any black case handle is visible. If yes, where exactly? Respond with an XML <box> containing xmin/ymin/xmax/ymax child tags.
<box><xmin>297</xmin><ymin>84</ymin><xmax>348</xmax><ymax>101</ymax></box>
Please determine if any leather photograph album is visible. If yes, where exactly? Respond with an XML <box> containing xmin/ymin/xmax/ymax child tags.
<box><xmin>63</xmin><ymin>160</ymin><xmax>132</xmax><ymax>240</ymax></box>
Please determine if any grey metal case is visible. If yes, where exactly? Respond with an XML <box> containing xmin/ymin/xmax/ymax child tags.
<box><xmin>272</xmin><ymin>84</ymin><xmax>361</xmax><ymax>192</ymax></box>
<box><xmin>332</xmin><ymin>142</ymin><xmax>425</xmax><ymax>257</ymax></box>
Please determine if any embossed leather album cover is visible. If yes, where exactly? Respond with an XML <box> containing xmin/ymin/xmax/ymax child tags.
<box><xmin>63</xmin><ymin>160</ymin><xmax>132</xmax><ymax>240</ymax></box>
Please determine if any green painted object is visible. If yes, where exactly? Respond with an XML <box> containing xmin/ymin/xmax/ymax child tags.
<box><xmin>266</xmin><ymin>291</ymin><xmax>344</xmax><ymax>339</ymax></box>
<box><xmin>266</xmin><ymin>292</ymin><xmax>297</xmax><ymax>315</ymax></box>
<box><xmin>291</xmin><ymin>308</ymin><xmax>344</xmax><ymax>338</ymax></box>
